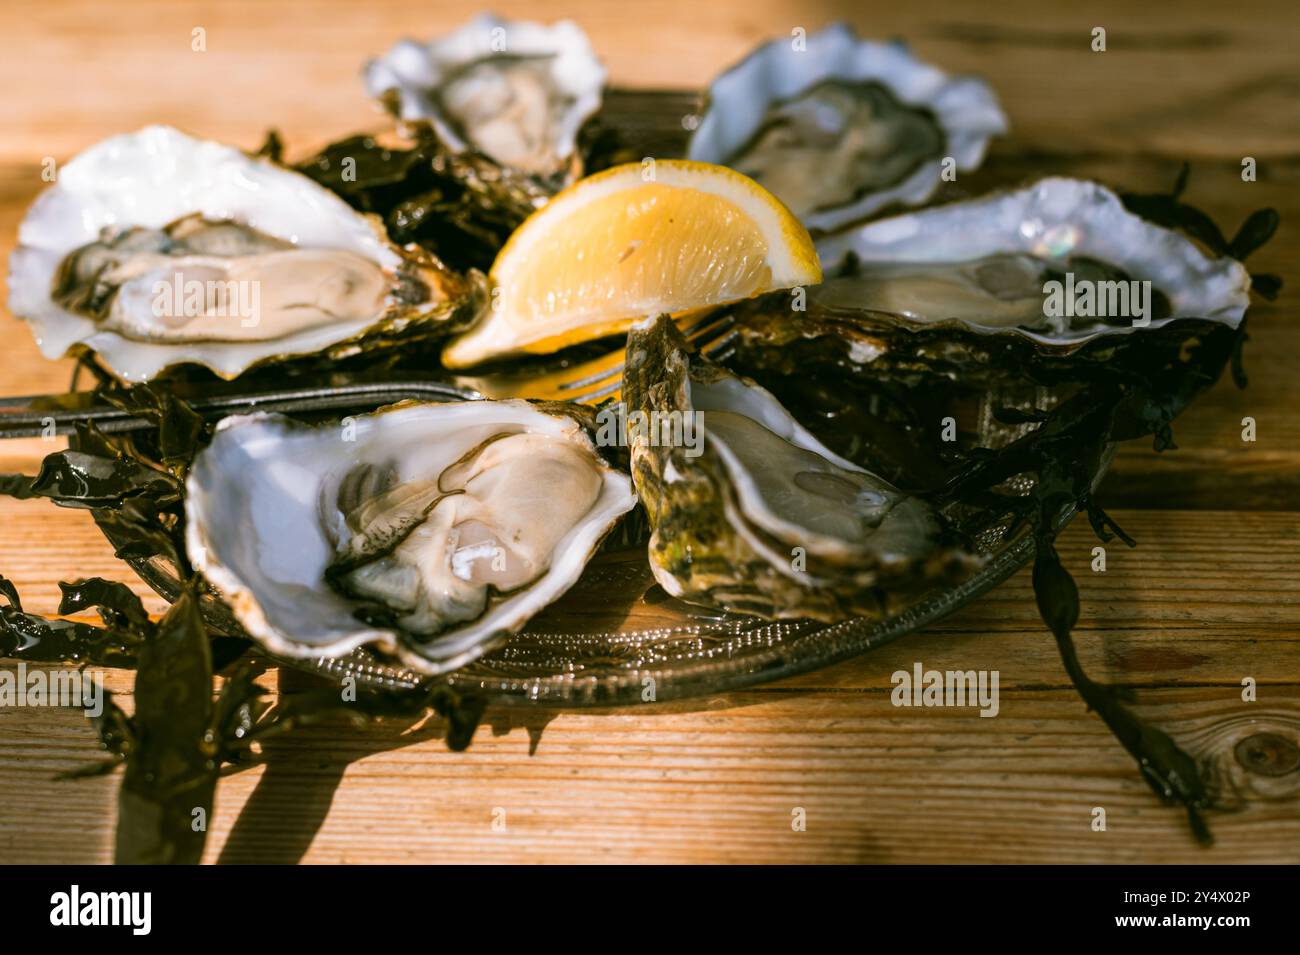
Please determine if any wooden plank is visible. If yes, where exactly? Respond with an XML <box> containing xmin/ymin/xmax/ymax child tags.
<box><xmin>1</xmin><ymin>1</ymin><xmax>1298</xmax><ymax>163</ymax></box>
<box><xmin>1</xmin><ymin>687</ymin><xmax>1297</xmax><ymax>864</ymax></box>
<box><xmin>2</xmin><ymin>508</ymin><xmax>1296</xmax><ymax>863</ymax></box>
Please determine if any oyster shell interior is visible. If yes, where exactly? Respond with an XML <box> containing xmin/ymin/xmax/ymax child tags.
<box><xmin>689</xmin><ymin>23</ymin><xmax>1006</xmax><ymax>230</ymax></box>
<box><xmin>818</xmin><ymin>254</ymin><xmax>1172</xmax><ymax>334</ymax></box>
<box><xmin>623</xmin><ymin>315</ymin><xmax>969</xmax><ymax>622</ymax></box>
<box><xmin>325</xmin><ymin>431</ymin><xmax>608</xmax><ymax>634</ymax></box>
<box><xmin>8</xmin><ymin>126</ymin><xmax>466</xmax><ymax>381</ymax></box>
<box><xmin>437</xmin><ymin>54</ymin><xmax>581</xmax><ymax>177</ymax></box>
<box><xmin>729</xmin><ymin>80</ymin><xmax>944</xmax><ymax>224</ymax></box>
<box><xmin>816</xmin><ymin>178</ymin><xmax>1252</xmax><ymax>342</ymax></box>
<box><xmin>185</xmin><ymin>400</ymin><xmax>636</xmax><ymax>674</ymax></box>
<box><xmin>365</xmin><ymin>15</ymin><xmax>606</xmax><ymax>183</ymax></box>
<box><xmin>690</xmin><ymin>374</ymin><xmax>943</xmax><ymax>570</ymax></box>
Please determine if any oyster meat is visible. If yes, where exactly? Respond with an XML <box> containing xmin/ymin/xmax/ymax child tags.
<box><xmin>8</xmin><ymin>126</ymin><xmax>479</xmax><ymax>382</ymax></box>
<box><xmin>365</xmin><ymin>14</ymin><xmax>606</xmax><ymax>185</ymax></box>
<box><xmin>622</xmin><ymin>314</ymin><xmax>974</xmax><ymax>621</ymax></box>
<box><xmin>186</xmin><ymin>400</ymin><xmax>636</xmax><ymax>674</ymax></box>
<box><xmin>53</xmin><ymin>214</ymin><xmax>393</xmax><ymax>343</ymax></box>
<box><xmin>688</xmin><ymin>23</ymin><xmax>1006</xmax><ymax>231</ymax></box>
<box><xmin>812</xmin><ymin>254</ymin><xmax>1172</xmax><ymax>332</ymax></box>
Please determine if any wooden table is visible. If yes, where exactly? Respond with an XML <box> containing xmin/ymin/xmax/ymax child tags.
<box><xmin>1</xmin><ymin>0</ymin><xmax>1297</xmax><ymax>864</ymax></box>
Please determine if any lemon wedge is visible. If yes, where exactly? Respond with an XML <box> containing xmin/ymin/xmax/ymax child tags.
<box><xmin>442</xmin><ymin>159</ymin><xmax>821</xmax><ymax>368</ymax></box>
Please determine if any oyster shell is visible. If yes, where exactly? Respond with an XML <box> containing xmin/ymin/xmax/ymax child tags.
<box><xmin>769</xmin><ymin>177</ymin><xmax>1254</xmax><ymax>385</ymax></box>
<box><xmin>364</xmin><ymin>14</ymin><xmax>606</xmax><ymax>185</ymax></box>
<box><xmin>622</xmin><ymin>315</ymin><xmax>973</xmax><ymax>621</ymax></box>
<box><xmin>294</xmin><ymin>125</ymin><xmax>549</xmax><ymax>275</ymax></box>
<box><xmin>688</xmin><ymin>23</ymin><xmax>1006</xmax><ymax>231</ymax></box>
<box><xmin>817</xmin><ymin>177</ymin><xmax>1250</xmax><ymax>338</ymax></box>
<box><xmin>185</xmin><ymin>399</ymin><xmax>636</xmax><ymax>674</ymax></box>
<box><xmin>8</xmin><ymin>126</ymin><xmax>480</xmax><ymax>382</ymax></box>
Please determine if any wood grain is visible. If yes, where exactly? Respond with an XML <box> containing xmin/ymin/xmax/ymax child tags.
<box><xmin>1</xmin><ymin>0</ymin><xmax>1298</xmax><ymax>864</ymax></box>
<box><xmin>3</xmin><ymin>686</ymin><xmax>1297</xmax><ymax>864</ymax></box>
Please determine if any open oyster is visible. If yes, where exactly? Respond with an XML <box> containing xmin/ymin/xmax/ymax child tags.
<box><xmin>185</xmin><ymin>400</ymin><xmax>636</xmax><ymax>674</ymax></box>
<box><xmin>817</xmin><ymin>178</ymin><xmax>1250</xmax><ymax>338</ymax></box>
<box><xmin>757</xmin><ymin>177</ymin><xmax>1253</xmax><ymax>385</ymax></box>
<box><xmin>622</xmin><ymin>315</ymin><xmax>973</xmax><ymax>621</ymax></box>
<box><xmin>8</xmin><ymin>126</ymin><xmax>479</xmax><ymax>382</ymax></box>
<box><xmin>365</xmin><ymin>14</ymin><xmax>605</xmax><ymax>186</ymax></box>
<box><xmin>688</xmin><ymin>23</ymin><xmax>1006</xmax><ymax>231</ymax></box>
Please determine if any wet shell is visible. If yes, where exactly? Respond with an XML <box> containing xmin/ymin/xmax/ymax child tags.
<box><xmin>621</xmin><ymin>314</ymin><xmax>975</xmax><ymax>621</ymax></box>
<box><xmin>8</xmin><ymin>126</ymin><xmax>479</xmax><ymax>382</ymax></box>
<box><xmin>688</xmin><ymin>23</ymin><xmax>1006</xmax><ymax>231</ymax></box>
<box><xmin>365</xmin><ymin>14</ymin><xmax>606</xmax><ymax>186</ymax></box>
<box><xmin>735</xmin><ymin>177</ymin><xmax>1255</xmax><ymax>387</ymax></box>
<box><xmin>816</xmin><ymin>177</ymin><xmax>1251</xmax><ymax>343</ymax></box>
<box><xmin>185</xmin><ymin>399</ymin><xmax>636</xmax><ymax>675</ymax></box>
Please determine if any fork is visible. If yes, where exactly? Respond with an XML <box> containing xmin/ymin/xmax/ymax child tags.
<box><xmin>460</xmin><ymin>310</ymin><xmax>738</xmax><ymax>405</ymax></box>
<box><xmin>0</xmin><ymin>311</ymin><xmax>737</xmax><ymax>439</ymax></box>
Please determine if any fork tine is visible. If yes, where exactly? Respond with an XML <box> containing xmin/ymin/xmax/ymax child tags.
<box><xmin>681</xmin><ymin>312</ymin><xmax>735</xmax><ymax>346</ymax></box>
<box><xmin>466</xmin><ymin>311</ymin><xmax>737</xmax><ymax>405</ymax></box>
<box><xmin>567</xmin><ymin>376</ymin><xmax>625</xmax><ymax>405</ymax></box>
<box><xmin>562</xmin><ymin>313</ymin><xmax>737</xmax><ymax>405</ymax></box>
<box><xmin>699</xmin><ymin>326</ymin><xmax>738</xmax><ymax>360</ymax></box>
<box><xmin>560</xmin><ymin>313</ymin><xmax>737</xmax><ymax>404</ymax></box>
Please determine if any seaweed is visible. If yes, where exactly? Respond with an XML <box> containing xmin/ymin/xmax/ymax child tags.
<box><xmin>935</xmin><ymin>175</ymin><xmax>1281</xmax><ymax>843</ymax></box>
<box><xmin>942</xmin><ymin>380</ymin><xmax>1217</xmax><ymax>840</ymax></box>
<box><xmin>289</xmin><ymin>124</ymin><xmax>543</xmax><ymax>274</ymax></box>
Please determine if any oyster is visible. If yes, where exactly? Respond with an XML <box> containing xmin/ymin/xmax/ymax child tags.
<box><xmin>688</xmin><ymin>23</ymin><xmax>1006</xmax><ymax>231</ymax></box>
<box><xmin>817</xmin><ymin>178</ymin><xmax>1250</xmax><ymax>338</ymax></box>
<box><xmin>622</xmin><ymin>315</ymin><xmax>973</xmax><ymax>621</ymax></box>
<box><xmin>727</xmin><ymin>178</ymin><xmax>1253</xmax><ymax>387</ymax></box>
<box><xmin>185</xmin><ymin>400</ymin><xmax>636</xmax><ymax>674</ymax></box>
<box><xmin>8</xmin><ymin>126</ymin><xmax>479</xmax><ymax>382</ymax></box>
<box><xmin>365</xmin><ymin>14</ymin><xmax>606</xmax><ymax>185</ymax></box>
